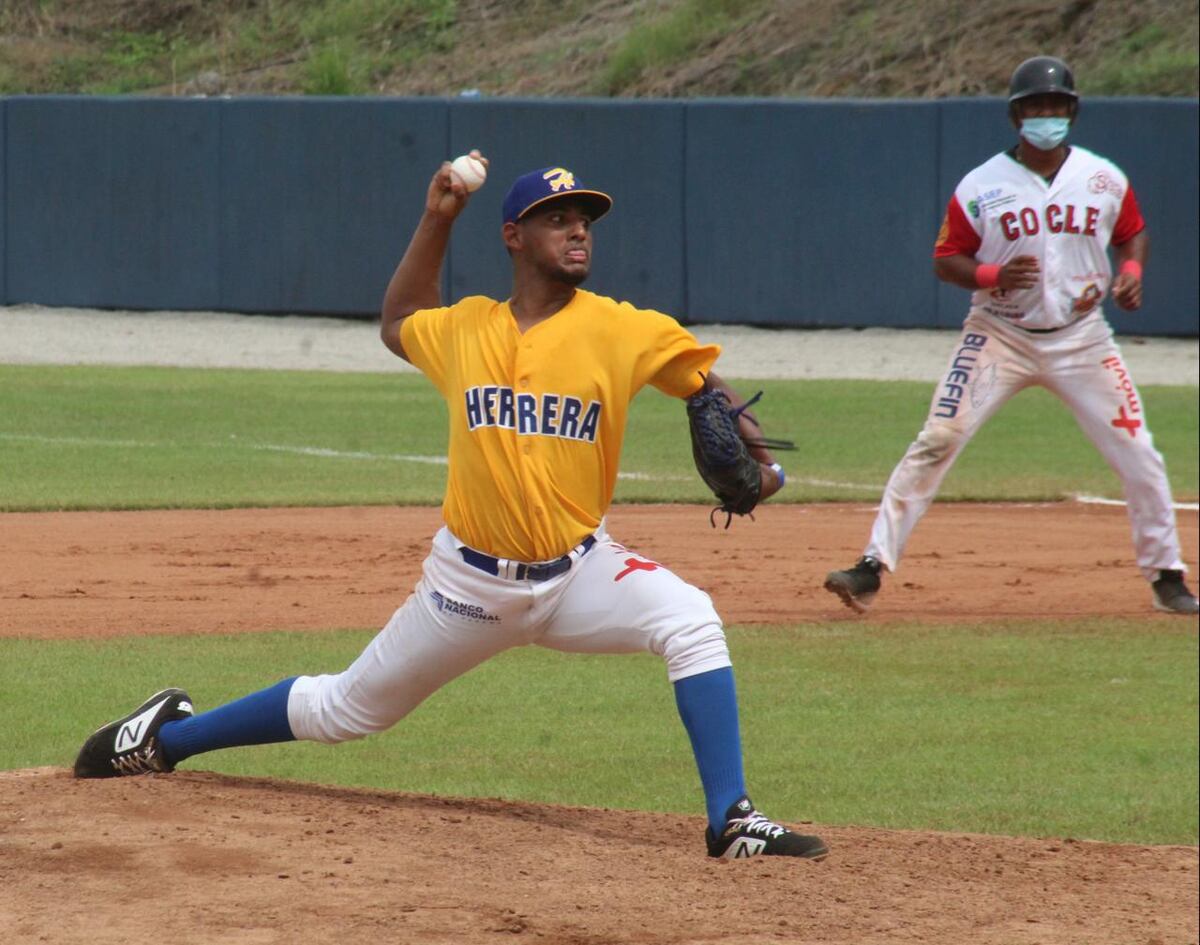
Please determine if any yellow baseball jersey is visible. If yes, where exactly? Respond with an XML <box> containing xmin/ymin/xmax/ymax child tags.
<box><xmin>399</xmin><ymin>288</ymin><xmax>720</xmax><ymax>561</ymax></box>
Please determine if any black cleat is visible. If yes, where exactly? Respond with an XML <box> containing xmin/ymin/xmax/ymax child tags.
<box><xmin>1152</xmin><ymin>570</ymin><xmax>1199</xmax><ymax>616</ymax></box>
<box><xmin>73</xmin><ymin>688</ymin><xmax>194</xmax><ymax>778</ymax></box>
<box><xmin>705</xmin><ymin>796</ymin><xmax>828</xmax><ymax>860</ymax></box>
<box><xmin>824</xmin><ymin>555</ymin><xmax>883</xmax><ymax>613</ymax></box>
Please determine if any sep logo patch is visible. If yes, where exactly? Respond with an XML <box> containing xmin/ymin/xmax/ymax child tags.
<box><xmin>968</xmin><ymin>189</ymin><xmax>1009</xmax><ymax>218</ymax></box>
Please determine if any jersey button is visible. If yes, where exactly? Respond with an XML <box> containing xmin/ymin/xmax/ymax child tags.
<box><xmin>522</xmin><ymin>444</ymin><xmax>531</xmax><ymax>455</ymax></box>
<box><xmin>519</xmin><ymin>378</ymin><xmax>530</xmax><ymax>388</ymax></box>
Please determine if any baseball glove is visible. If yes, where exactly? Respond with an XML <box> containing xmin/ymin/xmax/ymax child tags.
<box><xmin>686</xmin><ymin>377</ymin><xmax>794</xmax><ymax>527</ymax></box>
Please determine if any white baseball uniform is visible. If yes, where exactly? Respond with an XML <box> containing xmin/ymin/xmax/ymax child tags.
<box><xmin>288</xmin><ymin>289</ymin><xmax>731</xmax><ymax>743</ymax></box>
<box><xmin>864</xmin><ymin>145</ymin><xmax>1188</xmax><ymax>582</ymax></box>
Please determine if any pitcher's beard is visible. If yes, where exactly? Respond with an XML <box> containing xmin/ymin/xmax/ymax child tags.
<box><xmin>541</xmin><ymin>262</ymin><xmax>589</xmax><ymax>287</ymax></box>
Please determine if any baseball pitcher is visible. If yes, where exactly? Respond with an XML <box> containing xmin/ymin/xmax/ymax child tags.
<box><xmin>73</xmin><ymin>156</ymin><xmax>825</xmax><ymax>861</ymax></box>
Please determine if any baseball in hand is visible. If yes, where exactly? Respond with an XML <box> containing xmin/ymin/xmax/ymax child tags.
<box><xmin>449</xmin><ymin>154</ymin><xmax>487</xmax><ymax>192</ymax></box>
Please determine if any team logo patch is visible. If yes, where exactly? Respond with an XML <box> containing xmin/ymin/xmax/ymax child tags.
<box><xmin>543</xmin><ymin>168</ymin><xmax>576</xmax><ymax>192</ymax></box>
<box><xmin>429</xmin><ymin>590</ymin><xmax>501</xmax><ymax>622</ymax></box>
<box><xmin>1087</xmin><ymin>171</ymin><xmax>1124</xmax><ymax>199</ymax></box>
<box><xmin>1071</xmin><ymin>283</ymin><xmax>1103</xmax><ymax>315</ymax></box>
<box><xmin>935</xmin><ymin>214</ymin><xmax>951</xmax><ymax>245</ymax></box>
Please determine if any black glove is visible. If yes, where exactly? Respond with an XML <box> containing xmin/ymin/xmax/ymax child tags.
<box><xmin>686</xmin><ymin>377</ymin><xmax>793</xmax><ymax>527</ymax></box>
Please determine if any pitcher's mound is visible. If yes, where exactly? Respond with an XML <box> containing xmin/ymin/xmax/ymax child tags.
<box><xmin>2</xmin><ymin>768</ymin><xmax>1196</xmax><ymax>945</ymax></box>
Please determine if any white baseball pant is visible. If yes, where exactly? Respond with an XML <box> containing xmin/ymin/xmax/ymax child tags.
<box><xmin>865</xmin><ymin>311</ymin><xmax>1187</xmax><ymax>581</ymax></box>
<box><xmin>287</xmin><ymin>523</ymin><xmax>730</xmax><ymax>743</ymax></box>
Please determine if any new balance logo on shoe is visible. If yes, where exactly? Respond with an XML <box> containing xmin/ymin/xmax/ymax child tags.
<box><xmin>74</xmin><ymin>688</ymin><xmax>195</xmax><ymax>779</ymax></box>
<box><xmin>113</xmin><ymin>696</ymin><xmax>173</xmax><ymax>753</ymax></box>
<box><xmin>727</xmin><ymin>836</ymin><xmax>768</xmax><ymax>858</ymax></box>
<box><xmin>704</xmin><ymin>795</ymin><xmax>828</xmax><ymax>861</ymax></box>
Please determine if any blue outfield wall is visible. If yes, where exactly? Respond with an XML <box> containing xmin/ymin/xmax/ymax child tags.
<box><xmin>218</xmin><ymin>98</ymin><xmax>448</xmax><ymax>314</ymax></box>
<box><xmin>6</xmin><ymin>97</ymin><xmax>222</xmax><ymax>310</ymax></box>
<box><xmin>0</xmin><ymin>98</ymin><xmax>5</xmax><ymax>306</ymax></box>
<box><xmin>685</xmin><ymin>99</ymin><xmax>942</xmax><ymax>328</ymax></box>
<box><xmin>1</xmin><ymin>95</ymin><xmax>1196</xmax><ymax>335</ymax></box>
<box><xmin>447</xmin><ymin>99</ymin><xmax>687</xmax><ymax>316</ymax></box>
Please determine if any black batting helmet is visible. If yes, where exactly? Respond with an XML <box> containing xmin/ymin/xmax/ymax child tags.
<box><xmin>1008</xmin><ymin>56</ymin><xmax>1078</xmax><ymax>103</ymax></box>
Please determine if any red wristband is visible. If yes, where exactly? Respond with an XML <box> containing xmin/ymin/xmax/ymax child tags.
<box><xmin>1119</xmin><ymin>259</ymin><xmax>1143</xmax><ymax>281</ymax></box>
<box><xmin>975</xmin><ymin>263</ymin><xmax>1001</xmax><ymax>289</ymax></box>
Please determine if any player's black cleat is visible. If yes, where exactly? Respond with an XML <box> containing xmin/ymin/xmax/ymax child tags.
<box><xmin>824</xmin><ymin>555</ymin><xmax>883</xmax><ymax>613</ymax></box>
<box><xmin>73</xmin><ymin>688</ymin><xmax>194</xmax><ymax>778</ymax></box>
<box><xmin>705</xmin><ymin>796</ymin><xmax>828</xmax><ymax>860</ymax></box>
<box><xmin>1151</xmin><ymin>570</ymin><xmax>1199</xmax><ymax>616</ymax></box>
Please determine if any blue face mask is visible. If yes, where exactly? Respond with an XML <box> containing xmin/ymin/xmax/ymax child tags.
<box><xmin>1020</xmin><ymin>116</ymin><xmax>1071</xmax><ymax>151</ymax></box>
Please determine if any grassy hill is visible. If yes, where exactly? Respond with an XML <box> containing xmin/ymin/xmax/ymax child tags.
<box><xmin>1</xmin><ymin>0</ymin><xmax>1196</xmax><ymax>98</ymax></box>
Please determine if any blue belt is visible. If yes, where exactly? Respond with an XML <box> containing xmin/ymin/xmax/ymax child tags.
<box><xmin>460</xmin><ymin>535</ymin><xmax>597</xmax><ymax>582</ymax></box>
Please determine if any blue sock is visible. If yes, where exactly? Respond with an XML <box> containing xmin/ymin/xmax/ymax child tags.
<box><xmin>158</xmin><ymin>677</ymin><xmax>298</xmax><ymax>766</ymax></box>
<box><xmin>673</xmin><ymin>666</ymin><xmax>747</xmax><ymax>834</ymax></box>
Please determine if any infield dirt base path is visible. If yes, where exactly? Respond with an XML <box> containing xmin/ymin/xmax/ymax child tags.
<box><xmin>4</xmin><ymin>502</ymin><xmax>1199</xmax><ymax>637</ymax></box>
<box><xmin>2</xmin><ymin>503</ymin><xmax>1197</xmax><ymax>945</ymax></box>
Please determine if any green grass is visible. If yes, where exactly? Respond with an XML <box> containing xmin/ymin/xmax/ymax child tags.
<box><xmin>302</xmin><ymin>40</ymin><xmax>365</xmax><ymax>95</ymax></box>
<box><xmin>297</xmin><ymin>0</ymin><xmax>457</xmax><ymax>93</ymax></box>
<box><xmin>597</xmin><ymin>0</ymin><xmax>768</xmax><ymax>94</ymax></box>
<box><xmin>2</xmin><ymin>361</ymin><xmax>1196</xmax><ymax>845</ymax></box>
<box><xmin>3</xmin><ymin>621</ymin><xmax>1195</xmax><ymax>844</ymax></box>
<box><xmin>1088</xmin><ymin>24</ymin><xmax>1200</xmax><ymax>96</ymax></box>
<box><xmin>3</xmin><ymin>0</ymin><xmax>1198</xmax><ymax>97</ymax></box>
<box><xmin>1</xmin><ymin>0</ymin><xmax>462</xmax><ymax>96</ymax></box>
<box><xmin>0</xmin><ymin>364</ymin><xmax>1196</xmax><ymax>510</ymax></box>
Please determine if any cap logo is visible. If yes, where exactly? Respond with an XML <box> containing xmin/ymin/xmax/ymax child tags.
<box><xmin>543</xmin><ymin>168</ymin><xmax>576</xmax><ymax>192</ymax></box>
<box><xmin>502</xmin><ymin>166</ymin><xmax>610</xmax><ymax>224</ymax></box>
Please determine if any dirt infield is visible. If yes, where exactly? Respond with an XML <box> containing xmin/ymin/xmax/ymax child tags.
<box><xmin>4</xmin><ymin>502</ymin><xmax>1199</xmax><ymax>638</ymax></box>
<box><xmin>2</xmin><ymin>502</ymin><xmax>1198</xmax><ymax>944</ymax></box>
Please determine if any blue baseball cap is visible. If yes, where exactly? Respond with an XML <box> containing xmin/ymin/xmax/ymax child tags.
<box><xmin>501</xmin><ymin>167</ymin><xmax>613</xmax><ymax>225</ymax></box>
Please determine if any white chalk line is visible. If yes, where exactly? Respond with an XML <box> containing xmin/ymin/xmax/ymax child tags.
<box><xmin>3</xmin><ymin>432</ymin><xmax>1195</xmax><ymax>507</ymax></box>
<box><xmin>250</xmin><ymin>441</ymin><xmax>693</xmax><ymax>481</ymax></box>
<box><xmin>1073</xmin><ymin>492</ymin><xmax>1199</xmax><ymax>512</ymax></box>
<box><xmin>254</xmin><ymin>443</ymin><xmax>447</xmax><ymax>466</ymax></box>
<box><xmin>0</xmin><ymin>432</ymin><xmax>683</xmax><ymax>483</ymax></box>
<box><xmin>0</xmin><ymin>433</ymin><xmax>885</xmax><ymax>488</ymax></box>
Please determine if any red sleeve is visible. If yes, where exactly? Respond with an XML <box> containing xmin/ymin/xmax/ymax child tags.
<box><xmin>1111</xmin><ymin>185</ymin><xmax>1146</xmax><ymax>246</ymax></box>
<box><xmin>933</xmin><ymin>194</ymin><xmax>982</xmax><ymax>258</ymax></box>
